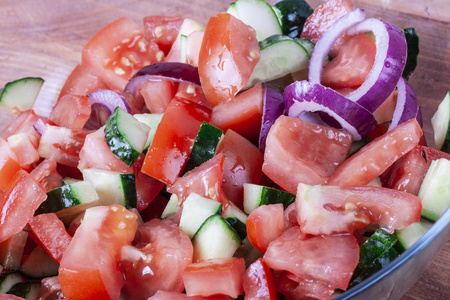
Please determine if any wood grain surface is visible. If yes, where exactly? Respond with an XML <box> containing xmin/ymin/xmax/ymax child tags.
<box><xmin>0</xmin><ymin>0</ymin><xmax>449</xmax><ymax>299</ymax></box>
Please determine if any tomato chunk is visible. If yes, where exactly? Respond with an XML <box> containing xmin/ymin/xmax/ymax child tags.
<box><xmin>0</xmin><ymin>158</ymin><xmax>21</xmax><ymax>191</ymax></box>
<box><xmin>30</xmin><ymin>157</ymin><xmax>64</xmax><ymax>192</ymax></box>
<box><xmin>58</xmin><ymin>64</ymin><xmax>108</xmax><ymax>100</ymax></box>
<box><xmin>143</xmin><ymin>16</ymin><xmax>184</xmax><ymax>55</ymax></box>
<box><xmin>296</xmin><ymin>183</ymin><xmax>422</xmax><ymax>234</ymax></box>
<box><xmin>327</xmin><ymin>119</ymin><xmax>423</xmax><ymax>186</ymax></box>
<box><xmin>50</xmin><ymin>94</ymin><xmax>91</xmax><ymax>131</ymax></box>
<box><xmin>262</xmin><ymin>115</ymin><xmax>352</xmax><ymax>194</ymax></box>
<box><xmin>140</xmin><ymin>79</ymin><xmax>176</xmax><ymax>113</ymax></box>
<box><xmin>198</xmin><ymin>13</ymin><xmax>260</xmax><ymax>107</ymax></box>
<box><xmin>243</xmin><ymin>258</ymin><xmax>278</xmax><ymax>300</ymax></box>
<box><xmin>183</xmin><ymin>257</ymin><xmax>246</xmax><ymax>298</ymax></box>
<box><xmin>142</xmin><ymin>97</ymin><xmax>211</xmax><ymax>185</ymax></box>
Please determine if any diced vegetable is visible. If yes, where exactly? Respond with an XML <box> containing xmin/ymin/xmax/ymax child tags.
<box><xmin>0</xmin><ymin>77</ymin><xmax>44</xmax><ymax>112</ymax></box>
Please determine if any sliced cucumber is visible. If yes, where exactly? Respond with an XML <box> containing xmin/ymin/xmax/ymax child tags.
<box><xmin>133</xmin><ymin>113</ymin><xmax>164</xmax><ymax>152</ymax></box>
<box><xmin>417</xmin><ymin>158</ymin><xmax>450</xmax><ymax>221</ymax></box>
<box><xmin>226</xmin><ymin>2</ymin><xmax>238</xmax><ymax>17</ymax></box>
<box><xmin>7</xmin><ymin>282</ymin><xmax>41</xmax><ymax>300</ymax></box>
<box><xmin>431</xmin><ymin>91</ymin><xmax>450</xmax><ymax>152</ymax></box>
<box><xmin>0</xmin><ymin>77</ymin><xmax>44</xmax><ymax>111</ymax></box>
<box><xmin>184</xmin><ymin>122</ymin><xmax>223</xmax><ymax>173</ymax></box>
<box><xmin>104</xmin><ymin>107</ymin><xmax>150</xmax><ymax>166</ymax></box>
<box><xmin>395</xmin><ymin>219</ymin><xmax>433</xmax><ymax>252</ymax></box>
<box><xmin>273</xmin><ymin>0</ymin><xmax>313</xmax><ymax>38</ymax></box>
<box><xmin>0</xmin><ymin>231</ymin><xmax>28</xmax><ymax>270</ymax></box>
<box><xmin>82</xmin><ymin>168</ymin><xmax>137</xmax><ymax>208</ymax></box>
<box><xmin>295</xmin><ymin>38</ymin><xmax>314</xmax><ymax>57</ymax></box>
<box><xmin>161</xmin><ymin>194</ymin><xmax>180</xmax><ymax>219</ymax></box>
<box><xmin>243</xmin><ymin>183</ymin><xmax>295</xmax><ymax>214</ymax></box>
<box><xmin>222</xmin><ymin>201</ymin><xmax>248</xmax><ymax>240</ymax></box>
<box><xmin>246</xmin><ymin>35</ymin><xmax>309</xmax><ymax>87</ymax></box>
<box><xmin>20</xmin><ymin>245</ymin><xmax>59</xmax><ymax>279</ymax></box>
<box><xmin>235</xmin><ymin>0</ymin><xmax>282</xmax><ymax>41</ymax></box>
<box><xmin>0</xmin><ymin>272</ymin><xmax>23</xmax><ymax>294</ymax></box>
<box><xmin>402</xmin><ymin>27</ymin><xmax>419</xmax><ymax>80</ymax></box>
<box><xmin>192</xmin><ymin>214</ymin><xmax>241</xmax><ymax>262</ymax></box>
<box><xmin>179</xmin><ymin>193</ymin><xmax>223</xmax><ymax>238</ymax></box>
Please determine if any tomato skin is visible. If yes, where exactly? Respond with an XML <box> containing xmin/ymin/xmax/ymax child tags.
<box><xmin>140</xmin><ymin>79</ymin><xmax>176</xmax><ymax>113</ymax></box>
<box><xmin>243</xmin><ymin>258</ymin><xmax>279</xmax><ymax>300</ymax></box>
<box><xmin>262</xmin><ymin>115</ymin><xmax>353</xmax><ymax>194</ymax></box>
<box><xmin>198</xmin><ymin>13</ymin><xmax>260</xmax><ymax>107</ymax></box>
<box><xmin>183</xmin><ymin>257</ymin><xmax>246</xmax><ymax>298</ymax></box>
<box><xmin>246</xmin><ymin>204</ymin><xmax>285</xmax><ymax>253</ymax></box>
<box><xmin>141</xmin><ymin>97</ymin><xmax>211</xmax><ymax>185</ymax></box>
<box><xmin>50</xmin><ymin>94</ymin><xmax>91</xmax><ymax>131</ymax></box>
<box><xmin>30</xmin><ymin>157</ymin><xmax>64</xmax><ymax>192</ymax></box>
<box><xmin>143</xmin><ymin>16</ymin><xmax>184</xmax><ymax>55</ymax></box>
<box><xmin>28</xmin><ymin>213</ymin><xmax>72</xmax><ymax>264</ymax></box>
<box><xmin>321</xmin><ymin>33</ymin><xmax>376</xmax><ymax>89</ymax></box>
<box><xmin>58</xmin><ymin>64</ymin><xmax>108</xmax><ymax>100</ymax></box>
<box><xmin>58</xmin><ymin>269</ymin><xmax>110</xmax><ymax>300</ymax></box>
<box><xmin>0</xmin><ymin>158</ymin><xmax>21</xmax><ymax>191</ymax></box>
<box><xmin>327</xmin><ymin>119</ymin><xmax>423</xmax><ymax>186</ymax></box>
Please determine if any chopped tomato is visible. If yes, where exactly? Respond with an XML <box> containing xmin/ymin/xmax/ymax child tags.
<box><xmin>140</xmin><ymin>79</ymin><xmax>176</xmax><ymax>113</ymax></box>
<box><xmin>148</xmin><ymin>291</ymin><xmax>229</xmax><ymax>300</ymax></box>
<box><xmin>243</xmin><ymin>258</ymin><xmax>278</xmax><ymax>300</ymax></box>
<box><xmin>135</xmin><ymin>170</ymin><xmax>165</xmax><ymax>212</ymax></box>
<box><xmin>58</xmin><ymin>64</ymin><xmax>109</xmax><ymax>100</ymax></box>
<box><xmin>30</xmin><ymin>157</ymin><xmax>64</xmax><ymax>192</ymax></box>
<box><xmin>296</xmin><ymin>183</ymin><xmax>422</xmax><ymax>234</ymax></box>
<box><xmin>167</xmin><ymin>153</ymin><xmax>228</xmax><ymax>206</ymax></box>
<box><xmin>247</xmin><ymin>204</ymin><xmax>285</xmax><ymax>253</ymax></box>
<box><xmin>262</xmin><ymin>115</ymin><xmax>353</xmax><ymax>194</ymax></box>
<box><xmin>121</xmin><ymin>219</ymin><xmax>193</xmax><ymax>299</ymax></box>
<box><xmin>175</xmin><ymin>83</ymin><xmax>210</xmax><ymax>108</ymax></box>
<box><xmin>0</xmin><ymin>170</ymin><xmax>47</xmax><ymax>243</ymax></box>
<box><xmin>186</xmin><ymin>31</ymin><xmax>204</xmax><ymax>67</ymax></box>
<box><xmin>50</xmin><ymin>94</ymin><xmax>91</xmax><ymax>131</ymax></box>
<box><xmin>0</xmin><ymin>110</ymin><xmax>47</xmax><ymax>148</ymax></box>
<box><xmin>198</xmin><ymin>13</ymin><xmax>260</xmax><ymax>107</ymax></box>
<box><xmin>381</xmin><ymin>145</ymin><xmax>450</xmax><ymax>195</ymax></box>
<box><xmin>327</xmin><ymin>119</ymin><xmax>423</xmax><ymax>186</ymax></box>
<box><xmin>264</xmin><ymin>226</ymin><xmax>359</xmax><ymax>298</ymax></box>
<box><xmin>28</xmin><ymin>213</ymin><xmax>72</xmax><ymax>264</ymax></box>
<box><xmin>0</xmin><ymin>138</ymin><xmax>19</xmax><ymax>173</ymax></box>
<box><xmin>373</xmin><ymin>89</ymin><xmax>398</xmax><ymax>124</ymax></box>
<box><xmin>82</xmin><ymin>17</ymin><xmax>163</xmax><ymax>91</ymax></box>
<box><xmin>322</xmin><ymin>33</ymin><xmax>376</xmax><ymax>89</ymax></box>
<box><xmin>210</xmin><ymin>83</ymin><xmax>264</xmax><ymax>142</ymax></box>
<box><xmin>183</xmin><ymin>257</ymin><xmax>246</xmax><ymax>298</ymax></box>
<box><xmin>141</xmin><ymin>97</ymin><xmax>211</xmax><ymax>185</ymax></box>
<box><xmin>300</xmin><ymin>0</ymin><xmax>354</xmax><ymax>57</ymax></box>
<box><xmin>216</xmin><ymin>129</ymin><xmax>264</xmax><ymax>209</ymax></box>
<box><xmin>59</xmin><ymin>205</ymin><xmax>138</xmax><ymax>300</ymax></box>
<box><xmin>143</xmin><ymin>16</ymin><xmax>184</xmax><ymax>55</ymax></box>
<box><xmin>7</xmin><ymin>133</ymin><xmax>40</xmax><ymax>169</ymax></box>
<box><xmin>0</xmin><ymin>158</ymin><xmax>21</xmax><ymax>191</ymax></box>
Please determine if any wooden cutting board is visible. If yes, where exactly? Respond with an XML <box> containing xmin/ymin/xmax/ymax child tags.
<box><xmin>0</xmin><ymin>0</ymin><xmax>449</xmax><ymax>299</ymax></box>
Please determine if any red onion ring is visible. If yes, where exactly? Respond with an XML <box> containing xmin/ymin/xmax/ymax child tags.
<box><xmin>388</xmin><ymin>77</ymin><xmax>420</xmax><ymax>131</ymax></box>
<box><xmin>259</xmin><ymin>83</ymin><xmax>285</xmax><ymax>152</ymax></box>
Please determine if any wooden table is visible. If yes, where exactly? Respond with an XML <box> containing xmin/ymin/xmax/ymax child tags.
<box><xmin>0</xmin><ymin>0</ymin><xmax>449</xmax><ymax>299</ymax></box>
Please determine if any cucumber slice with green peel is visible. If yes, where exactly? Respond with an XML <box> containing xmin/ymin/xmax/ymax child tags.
<box><xmin>222</xmin><ymin>201</ymin><xmax>248</xmax><ymax>240</ymax></box>
<box><xmin>243</xmin><ymin>183</ymin><xmax>295</xmax><ymax>214</ymax></box>
<box><xmin>246</xmin><ymin>35</ymin><xmax>309</xmax><ymax>87</ymax></box>
<box><xmin>37</xmin><ymin>180</ymin><xmax>100</xmax><ymax>223</ymax></box>
<box><xmin>184</xmin><ymin>122</ymin><xmax>223</xmax><ymax>173</ymax></box>
<box><xmin>0</xmin><ymin>272</ymin><xmax>23</xmax><ymax>293</ymax></box>
<box><xmin>395</xmin><ymin>219</ymin><xmax>433</xmax><ymax>252</ymax></box>
<box><xmin>20</xmin><ymin>245</ymin><xmax>59</xmax><ymax>279</ymax></box>
<box><xmin>417</xmin><ymin>158</ymin><xmax>450</xmax><ymax>221</ymax></box>
<box><xmin>133</xmin><ymin>113</ymin><xmax>164</xmax><ymax>152</ymax></box>
<box><xmin>431</xmin><ymin>91</ymin><xmax>450</xmax><ymax>152</ymax></box>
<box><xmin>235</xmin><ymin>0</ymin><xmax>282</xmax><ymax>41</ymax></box>
<box><xmin>7</xmin><ymin>282</ymin><xmax>41</xmax><ymax>300</ymax></box>
<box><xmin>104</xmin><ymin>107</ymin><xmax>151</xmax><ymax>166</ymax></box>
<box><xmin>161</xmin><ymin>194</ymin><xmax>180</xmax><ymax>219</ymax></box>
<box><xmin>226</xmin><ymin>2</ymin><xmax>238</xmax><ymax>17</ymax></box>
<box><xmin>82</xmin><ymin>168</ymin><xmax>137</xmax><ymax>208</ymax></box>
<box><xmin>0</xmin><ymin>77</ymin><xmax>44</xmax><ymax>111</ymax></box>
<box><xmin>192</xmin><ymin>214</ymin><xmax>241</xmax><ymax>262</ymax></box>
<box><xmin>273</xmin><ymin>0</ymin><xmax>313</xmax><ymax>38</ymax></box>
<box><xmin>179</xmin><ymin>193</ymin><xmax>223</xmax><ymax>238</ymax></box>
<box><xmin>295</xmin><ymin>38</ymin><xmax>314</xmax><ymax>57</ymax></box>
<box><xmin>402</xmin><ymin>27</ymin><xmax>419</xmax><ymax>80</ymax></box>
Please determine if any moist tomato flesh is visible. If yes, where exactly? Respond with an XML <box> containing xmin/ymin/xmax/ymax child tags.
<box><xmin>140</xmin><ymin>79</ymin><xmax>176</xmax><ymax>113</ymax></box>
<box><xmin>143</xmin><ymin>16</ymin><xmax>184</xmax><ymax>55</ymax></box>
<box><xmin>50</xmin><ymin>94</ymin><xmax>91</xmax><ymax>131</ymax></box>
<box><xmin>243</xmin><ymin>258</ymin><xmax>278</xmax><ymax>300</ymax></box>
<box><xmin>58</xmin><ymin>64</ymin><xmax>108</xmax><ymax>100</ymax></box>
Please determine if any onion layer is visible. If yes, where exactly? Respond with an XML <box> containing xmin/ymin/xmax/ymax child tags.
<box><xmin>388</xmin><ymin>77</ymin><xmax>420</xmax><ymax>131</ymax></box>
<box><xmin>259</xmin><ymin>84</ymin><xmax>285</xmax><ymax>152</ymax></box>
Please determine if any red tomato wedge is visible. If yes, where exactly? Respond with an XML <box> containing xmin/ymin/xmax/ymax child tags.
<box><xmin>216</xmin><ymin>129</ymin><xmax>264</xmax><ymax>209</ymax></box>
<box><xmin>300</xmin><ymin>0</ymin><xmax>354</xmax><ymax>57</ymax></box>
<box><xmin>140</xmin><ymin>79</ymin><xmax>176</xmax><ymax>113</ymax></box>
<box><xmin>28</xmin><ymin>213</ymin><xmax>72</xmax><ymax>264</ymax></box>
<box><xmin>0</xmin><ymin>158</ymin><xmax>21</xmax><ymax>191</ymax></box>
<box><xmin>183</xmin><ymin>257</ymin><xmax>246</xmax><ymax>298</ymax></box>
<box><xmin>59</xmin><ymin>205</ymin><xmax>138</xmax><ymax>300</ymax></box>
<box><xmin>198</xmin><ymin>13</ymin><xmax>260</xmax><ymax>107</ymax></box>
<box><xmin>296</xmin><ymin>183</ymin><xmax>422</xmax><ymax>235</ymax></box>
<box><xmin>58</xmin><ymin>64</ymin><xmax>108</xmax><ymax>100</ymax></box>
<box><xmin>141</xmin><ymin>97</ymin><xmax>211</xmax><ymax>185</ymax></box>
<box><xmin>327</xmin><ymin>119</ymin><xmax>423</xmax><ymax>186</ymax></box>
<box><xmin>82</xmin><ymin>16</ymin><xmax>163</xmax><ymax>91</ymax></box>
<box><xmin>322</xmin><ymin>33</ymin><xmax>376</xmax><ymax>89</ymax></box>
<box><xmin>50</xmin><ymin>94</ymin><xmax>91</xmax><ymax>131</ymax></box>
<box><xmin>121</xmin><ymin>219</ymin><xmax>193</xmax><ymax>300</ymax></box>
<box><xmin>30</xmin><ymin>157</ymin><xmax>63</xmax><ymax>192</ymax></box>
<box><xmin>0</xmin><ymin>110</ymin><xmax>46</xmax><ymax>148</ymax></box>
<box><xmin>143</xmin><ymin>16</ymin><xmax>184</xmax><ymax>55</ymax></box>
<box><xmin>262</xmin><ymin>115</ymin><xmax>353</xmax><ymax>194</ymax></box>
<box><xmin>6</xmin><ymin>133</ymin><xmax>40</xmax><ymax>169</ymax></box>
<box><xmin>263</xmin><ymin>226</ymin><xmax>359</xmax><ymax>298</ymax></box>
<box><xmin>149</xmin><ymin>291</ymin><xmax>229</xmax><ymax>300</ymax></box>
<box><xmin>210</xmin><ymin>83</ymin><xmax>264</xmax><ymax>141</ymax></box>
<box><xmin>0</xmin><ymin>170</ymin><xmax>47</xmax><ymax>243</ymax></box>
<box><xmin>243</xmin><ymin>258</ymin><xmax>278</xmax><ymax>300</ymax></box>
<box><xmin>247</xmin><ymin>204</ymin><xmax>285</xmax><ymax>253</ymax></box>
<box><xmin>381</xmin><ymin>145</ymin><xmax>450</xmax><ymax>195</ymax></box>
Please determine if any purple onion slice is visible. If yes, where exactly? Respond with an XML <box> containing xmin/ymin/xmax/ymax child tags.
<box><xmin>259</xmin><ymin>83</ymin><xmax>285</xmax><ymax>152</ymax></box>
<box><xmin>33</xmin><ymin>118</ymin><xmax>47</xmax><ymax>136</ymax></box>
<box><xmin>83</xmin><ymin>89</ymin><xmax>131</xmax><ymax>130</ymax></box>
<box><xmin>388</xmin><ymin>77</ymin><xmax>420</xmax><ymax>131</ymax></box>
<box><xmin>284</xmin><ymin>81</ymin><xmax>377</xmax><ymax>140</ymax></box>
